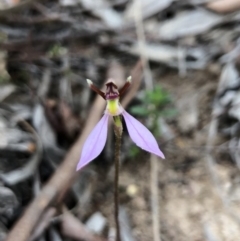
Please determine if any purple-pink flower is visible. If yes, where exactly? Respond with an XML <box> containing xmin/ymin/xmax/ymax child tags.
<box><xmin>76</xmin><ymin>78</ymin><xmax>165</xmax><ymax>171</ymax></box>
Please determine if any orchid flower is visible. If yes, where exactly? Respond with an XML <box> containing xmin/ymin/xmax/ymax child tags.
<box><xmin>76</xmin><ymin>77</ymin><xmax>165</xmax><ymax>171</ymax></box>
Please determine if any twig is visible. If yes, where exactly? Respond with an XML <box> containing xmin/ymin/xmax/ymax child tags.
<box><xmin>150</xmin><ymin>155</ymin><xmax>161</xmax><ymax>241</ymax></box>
<box><xmin>206</xmin><ymin>0</ymin><xmax>240</xmax><ymax>13</ymax></box>
<box><xmin>133</xmin><ymin>1</ymin><xmax>161</xmax><ymax>241</ymax></box>
<box><xmin>29</xmin><ymin>208</ymin><xmax>57</xmax><ymax>241</ymax></box>
<box><xmin>5</xmin><ymin>60</ymin><xmax>143</xmax><ymax>241</ymax></box>
<box><xmin>61</xmin><ymin>208</ymin><xmax>107</xmax><ymax>241</ymax></box>
<box><xmin>121</xmin><ymin>61</ymin><xmax>142</xmax><ymax>107</ymax></box>
<box><xmin>133</xmin><ymin>0</ymin><xmax>153</xmax><ymax>90</ymax></box>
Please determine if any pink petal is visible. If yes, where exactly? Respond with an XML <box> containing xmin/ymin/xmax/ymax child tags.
<box><xmin>122</xmin><ymin>111</ymin><xmax>165</xmax><ymax>159</ymax></box>
<box><xmin>77</xmin><ymin>114</ymin><xmax>109</xmax><ymax>170</ymax></box>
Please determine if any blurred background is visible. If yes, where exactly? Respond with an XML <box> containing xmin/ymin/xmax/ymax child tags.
<box><xmin>1</xmin><ymin>0</ymin><xmax>240</xmax><ymax>241</ymax></box>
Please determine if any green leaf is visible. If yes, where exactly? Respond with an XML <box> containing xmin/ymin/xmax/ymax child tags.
<box><xmin>130</xmin><ymin>106</ymin><xmax>149</xmax><ymax>116</ymax></box>
<box><xmin>128</xmin><ymin>145</ymin><xmax>140</xmax><ymax>158</ymax></box>
<box><xmin>145</xmin><ymin>86</ymin><xmax>171</xmax><ymax>106</ymax></box>
<box><xmin>160</xmin><ymin>109</ymin><xmax>178</xmax><ymax>118</ymax></box>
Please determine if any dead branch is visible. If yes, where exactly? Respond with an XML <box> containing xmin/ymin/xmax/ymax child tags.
<box><xmin>61</xmin><ymin>211</ymin><xmax>107</xmax><ymax>241</ymax></box>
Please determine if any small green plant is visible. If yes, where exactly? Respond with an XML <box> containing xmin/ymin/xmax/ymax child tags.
<box><xmin>129</xmin><ymin>85</ymin><xmax>176</xmax><ymax>157</ymax></box>
<box><xmin>47</xmin><ymin>44</ymin><xmax>67</xmax><ymax>58</ymax></box>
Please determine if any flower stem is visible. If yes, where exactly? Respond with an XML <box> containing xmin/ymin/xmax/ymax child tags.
<box><xmin>113</xmin><ymin>116</ymin><xmax>122</xmax><ymax>241</ymax></box>
<box><xmin>114</xmin><ymin>134</ymin><xmax>121</xmax><ymax>241</ymax></box>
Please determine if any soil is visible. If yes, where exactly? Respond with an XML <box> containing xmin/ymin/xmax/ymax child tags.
<box><xmin>89</xmin><ymin>70</ymin><xmax>240</xmax><ymax>241</ymax></box>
